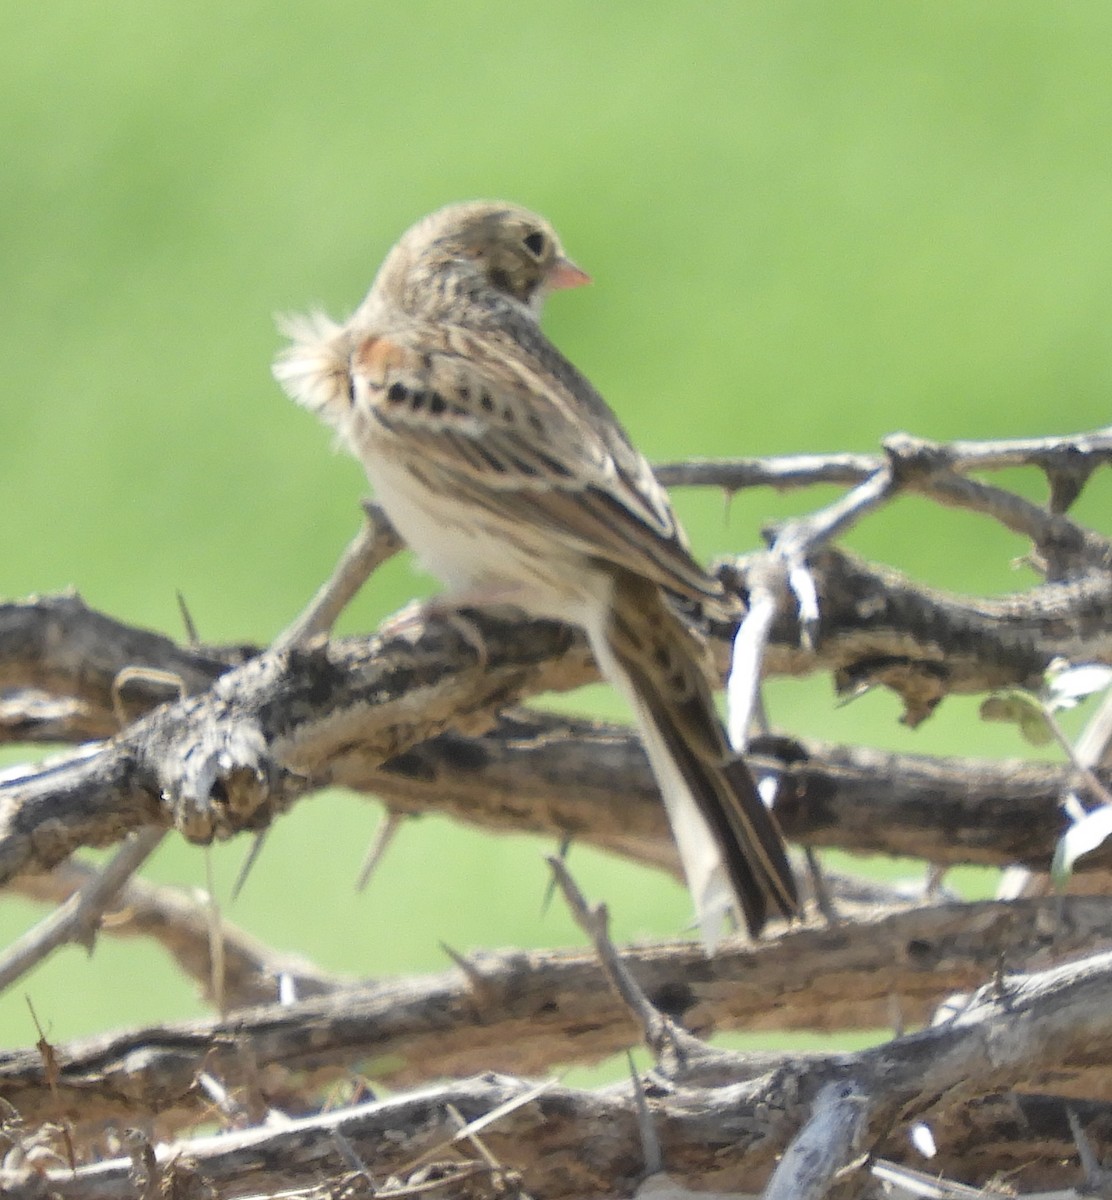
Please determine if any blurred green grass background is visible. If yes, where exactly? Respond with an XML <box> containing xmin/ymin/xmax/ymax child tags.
<box><xmin>3</xmin><ymin>1</ymin><xmax>1112</xmax><ymax>1053</ymax></box>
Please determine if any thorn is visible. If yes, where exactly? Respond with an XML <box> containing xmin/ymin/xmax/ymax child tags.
<box><xmin>354</xmin><ymin>811</ymin><xmax>403</xmax><ymax>892</ymax></box>
<box><xmin>627</xmin><ymin>1050</ymin><xmax>662</xmax><ymax>1177</ymax></box>
<box><xmin>329</xmin><ymin>1127</ymin><xmax>369</xmax><ymax>1176</ymax></box>
<box><xmin>277</xmin><ymin>973</ymin><xmax>298</xmax><ymax>1006</ymax></box>
<box><xmin>392</xmin><ymin>1078</ymin><xmax>556</xmax><ymax>1180</ymax></box>
<box><xmin>446</xmin><ymin>1102</ymin><xmax>502</xmax><ymax>1171</ymax></box>
<box><xmin>546</xmin><ymin>855</ymin><xmax>706</xmax><ymax>1067</ymax></box>
<box><xmin>805</xmin><ymin>847</ymin><xmax>836</xmax><ymax>925</ymax></box>
<box><xmin>231</xmin><ymin>830</ymin><xmax>269</xmax><ymax>901</ymax></box>
<box><xmin>440</xmin><ymin>942</ymin><xmax>500</xmax><ymax>1008</ymax></box>
<box><xmin>924</xmin><ymin>863</ymin><xmax>947</xmax><ymax>898</ymax></box>
<box><xmin>204</xmin><ymin>848</ymin><xmax>226</xmax><ymax>1015</ymax></box>
<box><xmin>176</xmin><ymin>591</ymin><xmax>200</xmax><ymax>646</ymax></box>
<box><xmin>787</xmin><ymin>559</ymin><xmax>821</xmax><ymax>651</ymax></box>
<box><xmin>887</xmin><ymin>990</ymin><xmax>905</xmax><ymax>1039</ymax></box>
<box><xmin>27</xmin><ymin>999</ymin><xmax>76</xmax><ymax>1172</ymax></box>
<box><xmin>540</xmin><ymin>835</ymin><xmax>573</xmax><ymax>915</ymax></box>
<box><xmin>196</xmin><ymin>1071</ymin><xmax>248</xmax><ymax>1125</ymax></box>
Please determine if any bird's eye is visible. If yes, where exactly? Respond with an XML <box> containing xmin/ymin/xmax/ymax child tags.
<box><xmin>522</xmin><ymin>231</ymin><xmax>547</xmax><ymax>258</ymax></box>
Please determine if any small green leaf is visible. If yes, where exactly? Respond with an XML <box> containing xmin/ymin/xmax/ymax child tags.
<box><xmin>979</xmin><ymin>691</ymin><xmax>1053</xmax><ymax>746</ymax></box>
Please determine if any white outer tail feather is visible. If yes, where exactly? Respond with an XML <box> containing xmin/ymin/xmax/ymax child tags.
<box><xmin>590</xmin><ymin>633</ymin><xmax>735</xmax><ymax>953</ymax></box>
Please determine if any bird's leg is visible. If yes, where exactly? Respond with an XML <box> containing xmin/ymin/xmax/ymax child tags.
<box><xmin>378</xmin><ymin>584</ymin><xmax>533</xmax><ymax>670</ymax></box>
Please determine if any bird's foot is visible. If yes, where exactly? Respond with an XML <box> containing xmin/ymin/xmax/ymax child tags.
<box><xmin>379</xmin><ymin>590</ymin><xmax>526</xmax><ymax>671</ymax></box>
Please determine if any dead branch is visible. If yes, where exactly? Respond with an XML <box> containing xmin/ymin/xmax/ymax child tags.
<box><xmin>8</xmin><ymin>858</ymin><xmax>341</xmax><ymax>1007</ymax></box>
<box><xmin>0</xmin><ymin>640</ymin><xmax>1108</xmax><ymax>906</ymax></box>
<box><xmin>272</xmin><ymin>500</ymin><xmax>402</xmax><ymax>651</ymax></box>
<box><xmin>7</xmin><ymin>541</ymin><xmax>1112</xmax><ymax>744</ymax></box>
<box><xmin>0</xmin><ymin>593</ymin><xmax>247</xmax><ymax>738</ymax></box>
<box><xmin>354</xmin><ymin>716</ymin><xmax>1090</xmax><ymax>873</ymax></box>
<box><xmin>7</xmin><ymin>430</ymin><xmax>1112</xmax><ymax>1198</ymax></box>
<box><xmin>654</xmin><ymin>427</ymin><xmax>1112</xmax><ymax>496</ymax></box>
<box><xmin>0</xmin><ymin>828</ymin><xmax>165</xmax><ymax>992</ymax></box>
<box><xmin>2</xmin><ymin>894</ymin><xmax>1111</xmax><ymax>1134</ymax></box>
<box><xmin>762</xmin><ymin>1080</ymin><xmax>869</xmax><ymax>1200</ymax></box>
<box><xmin>0</xmin><ymin>612</ymin><xmax>593</xmax><ymax>879</ymax></box>
<box><xmin>7</xmin><ymin>944</ymin><xmax>1112</xmax><ymax>1197</ymax></box>
<box><xmin>2</xmin><ymin>586</ymin><xmax>1109</xmax><ymax>887</ymax></box>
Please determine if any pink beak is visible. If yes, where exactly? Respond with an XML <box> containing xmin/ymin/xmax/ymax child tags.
<box><xmin>547</xmin><ymin>256</ymin><xmax>592</xmax><ymax>290</ymax></box>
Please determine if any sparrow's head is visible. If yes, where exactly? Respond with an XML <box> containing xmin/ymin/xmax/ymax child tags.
<box><xmin>374</xmin><ymin>201</ymin><xmax>591</xmax><ymax>318</ymax></box>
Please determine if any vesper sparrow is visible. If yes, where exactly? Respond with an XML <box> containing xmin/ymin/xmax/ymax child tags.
<box><xmin>274</xmin><ymin>201</ymin><xmax>797</xmax><ymax>947</ymax></box>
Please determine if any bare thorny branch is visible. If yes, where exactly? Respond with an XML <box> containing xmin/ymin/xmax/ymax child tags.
<box><xmin>5</xmin><ymin>427</ymin><xmax>1112</xmax><ymax>1196</ymax></box>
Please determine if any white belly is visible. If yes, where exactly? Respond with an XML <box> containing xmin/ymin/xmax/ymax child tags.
<box><xmin>362</xmin><ymin>447</ymin><xmax>612</xmax><ymax>632</ymax></box>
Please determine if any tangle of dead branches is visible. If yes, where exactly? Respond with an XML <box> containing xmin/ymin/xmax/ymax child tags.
<box><xmin>5</xmin><ymin>428</ymin><xmax>1112</xmax><ymax>1197</ymax></box>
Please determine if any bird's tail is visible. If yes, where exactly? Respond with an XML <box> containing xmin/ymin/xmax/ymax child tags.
<box><xmin>592</xmin><ymin>573</ymin><xmax>797</xmax><ymax>951</ymax></box>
